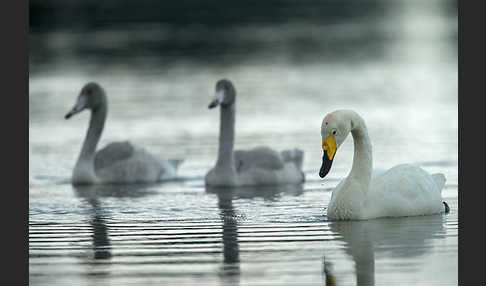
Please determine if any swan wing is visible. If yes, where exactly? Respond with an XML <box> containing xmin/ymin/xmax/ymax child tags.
<box><xmin>95</xmin><ymin>142</ymin><xmax>177</xmax><ymax>183</ymax></box>
<box><xmin>234</xmin><ymin>146</ymin><xmax>284</xmax><ymax>173</ymax></box>
<box><xmin>280</xmin><ymin>148</ymin><xmax>304</xmax><ymax>170</ymax></box>
<box><xmin>366</xmin><ymin>164</ymin><xmax>444</xmax><ymax>218</ymax></box>
<box><xmin>94</xmin><ymin>141</ymin><xmax>135</xmax><ymax>172</ymax></box>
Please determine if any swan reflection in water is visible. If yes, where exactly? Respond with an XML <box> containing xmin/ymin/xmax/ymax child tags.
<box><xmin>72</xmin><ymin>184</ymin><xmax>155</xmax><ymax>266</ymax></box>
<box><xmin>206</xmin><ymin>184</ymin><xmax>304</xmax><ymax>286</ymax></box>
<box><xmin>322</xmin><ymin>214</ymin><xmax>446</xmax><ymax>286</ymax></box>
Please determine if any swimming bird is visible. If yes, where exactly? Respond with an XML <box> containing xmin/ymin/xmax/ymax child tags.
<box><xmin>205</xmin><ymin>79</ymin><xmax>305</xmax><ymax>187</ymax></box>
<box><xmin>319</xmin><ymin>109</ymin><xmax>449</xmax><ymax>220</ymax></box>
<box><xmin>65</xmin><ymin>82</ymin><xmax>182</xmax><ymax>185</ymax></box>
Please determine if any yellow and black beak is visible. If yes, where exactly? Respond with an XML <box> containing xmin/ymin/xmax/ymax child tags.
<box><xmin>319</xmin><ymin>135</ymin><xmax>337</xmax><ymax>178</ymax></box>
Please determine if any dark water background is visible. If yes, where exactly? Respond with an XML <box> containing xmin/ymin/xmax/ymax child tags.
<box><xmin>29</xmin><ymin>1</ymin><xmax>457</xmax><ymax>285</ymax></box>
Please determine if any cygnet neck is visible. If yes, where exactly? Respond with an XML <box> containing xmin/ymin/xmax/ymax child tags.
<box><xmin>76</xmin><ymin>103</ymin><xmax>107</xmax><ymax>168</ymax></box>
<box><xmin>216</xmin><ymin>103</ymin><xmax>236</xmax><ymax>171</ymax></box>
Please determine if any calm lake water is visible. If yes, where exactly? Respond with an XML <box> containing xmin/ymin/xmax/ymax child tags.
<box><xmin>29</xmin><ymin>1</ymin><xmax>457</xmax><ymax>285</ymax></box>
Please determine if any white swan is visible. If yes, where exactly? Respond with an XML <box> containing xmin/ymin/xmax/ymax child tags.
<box><xmin>205</xmin><ymin>79</ymin><xmax>305</xmax><ymax>187</ymax></box>
<box><xmin>65</xmin><ymin>82</ymin><xmax>182</xmax><ymax>185</ymax></box>
<box><xmin>319</xmin><ymin>109</ymin><xmax>449</xmax><ymax>220</ymax></box>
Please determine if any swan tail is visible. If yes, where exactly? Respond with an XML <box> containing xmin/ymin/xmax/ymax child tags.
<box><xmin>432</xmin><ymin>173</ymin><xmax>449</xmax><ymax>213</ymax></box>
<box><xmin>431</xmin><ymin>173</ymin><xmax>446</xmax><ymax>191</ymax></box>
<box><xmin>168</xmin><ymin>159</ymin><xmax>184</xmax><ymax>170</ymax></box>
<box><xmin>280</xmin><ymin>148</ymin><xmax>304</xmax><ymax>170</ymax></box>
<box><xmin>443</xmin><ymin>201</ymin><xmax>450</xmax><ymax>213</ymax></box>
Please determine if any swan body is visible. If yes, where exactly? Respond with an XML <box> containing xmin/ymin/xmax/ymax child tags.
<box><xmin>206</xmin><ymin>146</ymin><xmax>304</xmax><ymax>187</ymax></box>
<box><xmin>66</xmin><ymin>82</ymin><xmax>182</xmax><ymax>185</ymax></box>
<box><xmin>319</xmin><ymin>109</ymin><xmax>448</xmax><ymax>220</ymax></box>
<box><xmin>205</xmin><ymin>79</ymin><xmax>305</xmax><ymax>187</ymax></box>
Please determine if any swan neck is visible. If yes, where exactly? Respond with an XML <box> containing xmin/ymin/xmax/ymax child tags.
<box><xmin>216</xmin><ymin>104</ymin><xmax>235</xmax><ymax>170</ymax></box>
<box><xmin>349</xmin><ymin>118</ymin><xmax>372</xmax><ymax>188</ymax></box>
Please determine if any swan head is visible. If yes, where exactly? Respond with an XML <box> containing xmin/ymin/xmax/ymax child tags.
<box><xmin>319</xmin><ymin>111</ymin><xmax>353</xmax><ymax>178</ymax></box>
<box><xmin>208</xmin><ymin>79</ymin><xmax>236</xmax><ymax>109</ymax></box>
<box><xmin>65</xmin><ymin>82</ymin><xmax>106</xmax><ymax>119</ymax></box>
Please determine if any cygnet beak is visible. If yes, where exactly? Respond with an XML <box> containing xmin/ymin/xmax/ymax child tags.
<box><xmin>208</xmin><ymin>90</ymin><xmax>224</xmax><ymax>109</ymax></box>
<box><xmin>64</xmin><ymin>109</ymin><xmax>76</xmax><ymax>119</ymax></box>
<box><xmin>65</xmin><ymin>96</ymin><xmax>87</xmax><ymax>119</ymax></box>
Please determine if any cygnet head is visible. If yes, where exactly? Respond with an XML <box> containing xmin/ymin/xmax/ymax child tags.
<box><xmin>319</xmin><ymin>110</ymin><xmax>355</xmax><ymax>178</ymax></box>
<box><xmin>65</xmin><ymin>82</ymin><xmax>106</xmax><ymax>119</ymax></box>
<box><xmin>208</xmin><ymin>79</ymin><xmax>236</xmax><ymax>109</ymax></box>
